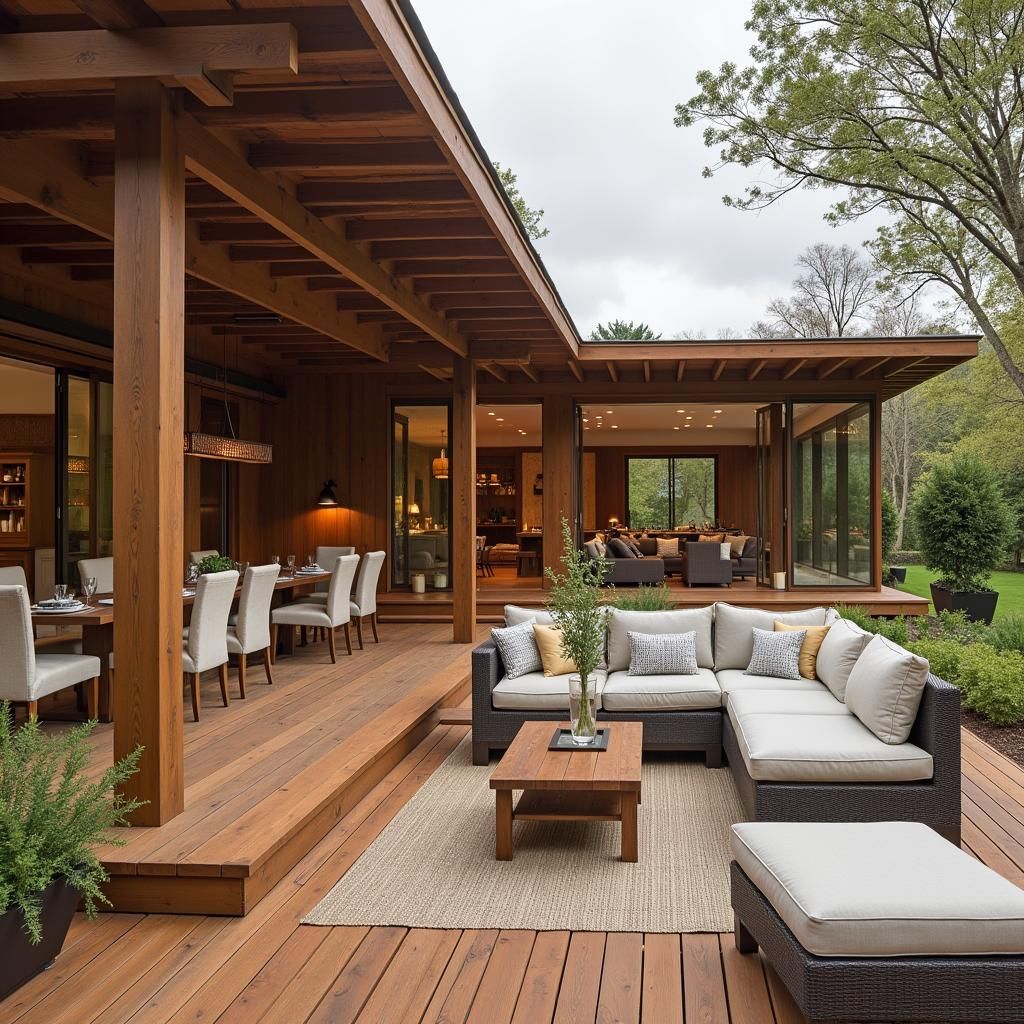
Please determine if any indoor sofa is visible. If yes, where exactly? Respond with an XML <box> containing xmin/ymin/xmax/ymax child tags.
<box><xmin>471</xmin><ymin>602</ymin><xmax>962</xmax><ymax>842</ymax></box>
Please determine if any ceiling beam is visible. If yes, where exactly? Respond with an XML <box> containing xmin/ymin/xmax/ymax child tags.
<box><xmin>642</xmin><ymin>360</ymin><xmax>651</xmax><ymax>383</ymax></box>
<box><xmin>177</xmin><ymin>113</ymin><xmax>470</xmax><ymax>357</ymax></box>
<box><xmin>412</xmin><ymin>276</ymin><xmax>527</xmax><ymax>294</ymax></box>
<box><xmin>518</xmin><ymin>362</ymin><xmax>540</xmax><ymax>383</ymax></box>
<box><xmin>296</xmin><ymin>179</ymin><xmax>466</xmax><ymax>206</ymax></box>
<box><xmin>72</xmin><ymin>0</ymin><xmax>162</xmax><ymax>30</ymax></box>
<box><xmin>371</xmin><ymin>239</ymin><xmax>507</xmax><ymax>261</ymax></box>
<box><xmin>853</xmin><ymin>356</ymin><xmax>892</xmax><ymax>378</ymax></box>
<box><xmin>568</xmin><ymin>360</ymin><xmax>584</xmax><ymax>383</ymax></box>
<box><xmin>675</xmin><ymin>360</ymin><xmax>686</xmax><ymax>382</ymax></box>
<box><xmin>391</xmin><ymin>258</ymin><xmax>516</xmax><ymax>277</ymax></box>
<box><xmin>816</xmin><ymin>358</ymin><xmax>848</xmax><ymax>380</ymax></box>
<box><xmin>781</xmin><ymin>358</ymin><xmax>807</xmax><ymax>380</ymax></box>
<box><xmin>712</xmin><ymin>359</ymin><xmax>727</xmax><ymax>380</ymax></box>
<box><xmin>481</xmin><ymin>363</ymin><xmax>508</xmax><ymax>383</ymax></box>
<box><xmin>248</xmin><ymin>140</ymin><xmax>445</xmax><ymax>173</ymax></box>
<box><xmin>345</xmin><ymin>217</ymin><xmax>490</xmax><ymax>241</ymax></box>
<box><xmin>606</xmin><ymin>361</ymin><xmax>618</xmax><ymax>383</ymax></box>
<box><xmin>746</xmin><ymin>359</ymin><xmax>767</xmax><ymax>381</ymax></box>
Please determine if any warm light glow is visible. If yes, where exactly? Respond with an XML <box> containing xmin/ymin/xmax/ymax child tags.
<box><xmin>184</xmin><ymin>432</ymin><xmax>272</xmax><ymax>464</ymax></box>
<box><xmin>487</xmin><ymin>411</ymin><xmax>495</xmax><ymax>416</ymax></box>
<box><xmin>66</xmin><ymin>455</ymin><xmax>89</xmax><ymax>474</ymax></box>
<box><xmin>611</xmin><ymin>424</ymin><xmax>618</xmax><ymax>429</ymax></box>
<box><xmin>676</xmin><ymin>409</ymin><xmax>685</xmax><ymax>413</ymax></box>
<box><xmin>432</xmin><ymin>430</ymin><xmax>449</xmax><ymax>480</ymax></box>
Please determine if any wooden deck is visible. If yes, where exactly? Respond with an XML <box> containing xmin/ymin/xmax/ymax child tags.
<box><xmin>4</xmin><ymin>626</ymin><xmax>1022</xmax><ymax>1023</ymax></box>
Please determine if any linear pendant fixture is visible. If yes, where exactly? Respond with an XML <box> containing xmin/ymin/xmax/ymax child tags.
<box><xmin>183</xmin><ymin>432</ymin><xmax>273</xmax><ymax>464</ymax></box>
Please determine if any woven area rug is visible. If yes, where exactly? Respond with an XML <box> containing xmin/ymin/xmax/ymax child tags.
<box><xmin>304</xmin><ymin>736</ymin><xmax>744</xmax><ymax>933</ymax></box>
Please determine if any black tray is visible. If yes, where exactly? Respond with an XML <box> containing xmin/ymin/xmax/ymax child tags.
<box><xmin>548</xmin><ymin>727</ymin><xmax>609</xmax><ymax>752</ymax></box>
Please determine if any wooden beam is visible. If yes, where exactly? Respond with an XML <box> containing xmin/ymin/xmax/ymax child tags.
<box><xmin>21</xmin><ymin>247</ymin><xmax>114</xmax><ymax>264</ymax></box>
<box><xmin>568</xmin><ymin>360</ymin><xmax>584</xmax><ymax>383</ymax></box>
<box><xmin>481</xmin><ymin>363</ymin><xmax>508</xmax><ymax>383</ymax></box>
<box><xmin>344</xmin><ymin>217</ymin><xmax>490</xmax><ymax>241</ymax></box>
<box><xmin>248</xmin><ymin>140</ymin><xmax>445</xmax><ymax>172</ymax></box>
<box><xmin>518</xmin><ymin>362</ymin><xmax>540</xmax><ymax>383</ymax></box>
<box><xmin>607</xmin><ymin>361</ymin><xmax>618</xmax><ymax>383</ymax></box>
<box><xmin>746</xmin><ymin>359</ymin><xmax>767</xmax><ymax>381</ymax></box>
<box><xmin>675</xmin><ymin>360</ymin><xmax>686</xmax><ymax>382</ymax></box>
<box><xmin>297</xmin><ymin>178</ymin><xmax>465</xmax><ymax>206</ymax></box>
<box><xmin>816</xmin><ymin>358</ymin><xmax>849</xmax><ymax>380</ymax></box>
<box><xmin>412</xmin><ymin>276</ymin><xmax>526</xmax><ymax>293</ymax></box>
<box><xmin>642</xmin><ymin>360</ymin><xmax>651</xmax><ymax>383</ymax></box>
<box><xmin>712</xmin><ymin>359</ymin><xmax>727</xmax><ymax>381</ymax></box>
<box><xmin>371</xmin><ymin>239</ymin><xmax>506</xmax><ymax>261</ymax></box>
<box><xmin>428</xmin><ymin>292</ymin><xmax>535</xmax><ymax>309</ymax></box>
<box><xmin>542</xmin><ymin>394</ymin><xmax>575</xmax><ymax>586</ymax></box>
<box><xmin>73</xmin><ymin>0</ymin><xmax>162</xmax><ymax>29</ymax></box>
<box><xmin>391</xmin><ymin>258</ymin><xmax>516</xmax><ymax>277</ymax></box>
<box><xmin>781</xmin><ymin>358</ymin><xmax>807</xmax><ymax>380</ymax></box>
<box><xmin>112</xmin><ymin>80</ymin><xmax>184</xmax><ymax>826</ymax></box>
<box><xmin>853</xmin><ymin>356</ymin><xmax>892</xmax><ymax>378</ymax></box>
<box><xmin>467</xmin><ymin>341</ymin><xmax>532</xmax><ymax>362</ymax></box>
<box><xmin>0</xmin><ymin>25</ymin><xmax>298</xmax><ymax>90</ymax></box>
<box><xmin>177</xmin><ymin>113</ymin><xmax>469</xmax><ymax>357</ymax></box>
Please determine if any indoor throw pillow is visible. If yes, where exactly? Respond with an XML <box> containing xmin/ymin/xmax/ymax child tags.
<box><xmin>745</xmin><ymin>626</ymin><xmax>806</xmax><ymax>680</ymax></box>
<box><xmin>490</xmin><ymin>618</ymin><xmax>541</xmax><ymax>679</ymax></box>
<box><xmin>628</xmin><ymin>630</ymin><xmax>698</xmax><ymax>676</ymax></box>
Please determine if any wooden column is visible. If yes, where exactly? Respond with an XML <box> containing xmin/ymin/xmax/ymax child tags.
<box><xmin>542</xmin><ymin>394</ymin><xmax>576</xmax><ymax>585</ymax></box>
<box><xmin>451</xmin><ymin>356</ymin><xmax>476</xmax><ymax>642</ymax></box>
<box><xmin>112</xmin><ymin>80</ymin><xmax>185</xmax><ymax>825</ymax></box>
<box><xmin>870</xmin><ymin>392</ymin><xmax>883</xmax><ymax>590</ymax></box>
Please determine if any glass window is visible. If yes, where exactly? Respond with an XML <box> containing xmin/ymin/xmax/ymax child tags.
<box><xmin>792</xmin><ymin>402</ymin><xmax>872</xmax><ymax>586</ymax></box>
<box><xmin>626</xmin><ymin>456</ymin><xmax>717</xmax><ymax>530</ymax></box>
<box><xmin>62</xmin><ymin>376</ymin><xmax>91</xmax><ymax>585</ymax></box>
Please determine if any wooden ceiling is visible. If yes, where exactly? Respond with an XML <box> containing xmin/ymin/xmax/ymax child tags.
<box><xmin>0</xmin><ymin>0</ymin><xmax>579</xmax><ymax>379</ymax></box>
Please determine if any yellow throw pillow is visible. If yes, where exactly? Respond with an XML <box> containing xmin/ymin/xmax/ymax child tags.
<box><xmin>774</xmin><ymin>621</ymin><xmax>829</xmax><ymax>680</ymax></box>
<box><xmin>532</xmin><ymin>623</ymin><xmax>578</xmax><ymax>676</ymax></box>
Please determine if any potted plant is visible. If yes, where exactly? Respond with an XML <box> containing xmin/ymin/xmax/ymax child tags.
<box><xmin>912</xmin><ymin>456</ymin><xmax>1013</xmax><ymax>624</ymax></box>
<box><xmin>881</xmin><ymin>490</ymin><xmax>905</xmax><ymax>584</ymax></box>
<box><xmin>0</xmin><ymin>710</ymin><xmax>142</xmax><ymax>999</ymax></box>
<box><xmin>195</xmin><ymin>554</ymin><xmax>235</xmax><ymax>576</ymax></box>
<box><xmin>544</xmin><ymin>518</ymin><xmax>608</xmax><ymax>745</ymax></box>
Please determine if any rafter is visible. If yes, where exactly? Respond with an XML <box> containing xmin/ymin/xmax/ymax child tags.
<box><xmin>781</xmin><ymin>358</ymin><xmax>807</xmax><ymax>380</ymax></box>
<box><xmin>712</xmin><ymin>359</ymin><xmax>727</xmax><ymax>381</ymax></box>
<box><xmin>642</xmin><ymin>360</ymin><xmax>651</xmax><ymax>383</ymax></box>
<box><xmin>675</xmin><ymin>360</ymin><xmax>686</xmax><ymax>382</ymax></box>
<box><xmin>73</xmin><ymin>0</ymin><xmax>162</xmax><ymax>30</ymax></box>
<box><xmin>746</xmin><ymin>359</ymin><xmax>767</xmax><ymax>381</ymax></box>
<box><xmin>568</xmin><ymin>360</ymin><xmax>584</xmax><ymax>383</ymax></box>
<box><xmin>606</xmin><ymin>361</ymin><xmax>618</xmax><ymax>383</ymax></box>
<box><xmin>816</xmin><ymin>358</ymin><xmax>848</xmax><ymax>380</ymax></box>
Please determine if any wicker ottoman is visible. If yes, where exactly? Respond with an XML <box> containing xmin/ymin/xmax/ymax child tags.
<box><xmin>730</xmin><ymin>822</ymin><xmax>1024</xmax><ymax>1023</ymax></box>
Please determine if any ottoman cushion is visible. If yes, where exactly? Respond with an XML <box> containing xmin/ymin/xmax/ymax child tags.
<box><xmin>731</xmin><ymin>821</ymin><xmax>1024</xmax><ymax>957</ymax></box>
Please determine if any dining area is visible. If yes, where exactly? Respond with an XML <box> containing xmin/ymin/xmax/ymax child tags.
<box><xmin>0</xmin><ymin>546</ymin><xmax>387</xmax><ymax>726</ymax></box>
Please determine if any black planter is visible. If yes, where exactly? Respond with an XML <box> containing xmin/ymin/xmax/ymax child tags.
<box><xmin>890</xmin><ymin>566</ymin><xmax>907</xmax><ymax>584</ymax></box>
<box><xmin>0</xmin><ymin>877</ymin><xmax>78</xmax><ymax>1000</ymax></box>
<box><xmin>930</xmin><ymin>583</ymin><xmax>999</xmax><ymax>625</ymax></box>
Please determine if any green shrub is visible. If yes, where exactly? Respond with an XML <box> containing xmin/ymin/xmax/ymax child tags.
<box><xmin>892</xmin><ymin>550</ymin><xmax>923</xmax><ymax>566</ymax></box>
<box><xmin>196</xmin><ymin>554</ymin><xmax>235</xmax><ymax>575</ymax></box>
<box><xmin>911</xmin><ymin>456</ymin><xmax>1013</xmax><ymax>592</ymax></box>
<box><xmin>881</xmin><ymin>490</ymin><xmax>898</xmax><ymax>573</ymax></box>
<box><xmin>607</xmin><ymin>583</ymin><xmax>674</xmax><ymax>611</ymax></box>
<box><xmin>935</xmin><ymin>609</ymin><xmax>990</xmax><ymax>645</ymax></box>
<box><xmin>832</xmin><ymin>603</ymin><xmax>877</xmax><ymax>632</ymax></box>
<box><xmin>986</xmin><ymin>613</ymin><xmax>1024</xmax><ymax>656</ymax></box>
<box><xmin>0</xmin><ymin>711</ymin><xmax>143</xmax><ymax>943</ymax></box>
<box><xmin>873</xmin><ymin>616</ymin><xmax>910</xmax><ymax>647</ymax></box>
<box><xmin>906</xmin><ymin>639</ymin><xmax>966</xmax><ymax>689</ymax></box>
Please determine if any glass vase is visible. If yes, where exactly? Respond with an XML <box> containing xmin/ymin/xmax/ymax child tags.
<box><xmin>569</xmin><ymin>674</ymin><xmax>597</xmax><ymax>745</ymax></box>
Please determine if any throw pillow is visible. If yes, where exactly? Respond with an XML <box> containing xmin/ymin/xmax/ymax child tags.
<box><xmin>745</xmin><ymin>626</ymin><xmax>806</xmax><ymax>679</ymax></box>
<box><xmin>627</xmin><ymin>630</ymin><xmax>698</xmax><ymax>676</ymax></box>
<box><xmin>728</xmin><ymin>534</ymin><xmax>750</xmax><ymax>557</ymax></box>
<box><xmin>698</xmin><ymin>533</ymin><xmax>726</xmax><ymax>543</ymax></box>
<box><xmin>533</xmin><ymin>623</ymin><xmax>577</xmax><ymax>676</ymax></box>
<box><xmin>774</xmin><ymin>621</ymin><xmax>830</xmax><ymax>680</ymax></box>
<box><xmin>655</xmin><ymin>537</ymin><xmax>680</xmax><ymax>557</ymax></box>
<box><xmin>625</xmin><ymin>537</ymin><xmax>644</xmax><ymax>557</ymax></box>
<box><xmin>845</xmin><ymin>634</ymin><xmax>930</xmax><ymax>744</ymax></box>
<box><xmin>584</xmin><ymin>539</ymin><xmax>601</xmax><ymax>562</ymax></box>
<box><xmin>490</xmin><ymin>619</ymin><xmax>541</xmax><ymax>679</ymax></box>
<box><xmin>816</xmin><ymin>618</ymin><xmax>871</xmax><ymax>700</ymax></box>
<box><xmin>594</xmin><ymin>539</ymin><xmax>607</xmax><ymax>557</ymax></box>
<box><xmin>607</xmin><ymin>537</ymin><xmax>636</xmax><ymax>559</ymax></box>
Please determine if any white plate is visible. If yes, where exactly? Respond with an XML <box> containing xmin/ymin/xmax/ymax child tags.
<box><xmin>98</xmin><ymin>598</ymin><xmax>114</xmax><ymax>605</ymax></box>
<box><xmin>33</xmin><ymin>603</ymin><xmax>87</xmax><ymax>614</ymax></box>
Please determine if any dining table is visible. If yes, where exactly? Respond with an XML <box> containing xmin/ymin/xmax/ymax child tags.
<box><xmin>31</xmin><ymin>569</ymin><xmax>332</xmax><ymax>722</ymax></box>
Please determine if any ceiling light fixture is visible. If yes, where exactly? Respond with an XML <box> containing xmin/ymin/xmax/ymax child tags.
<box><xmin>431</xmin><ymin>430</ymin><xmax>449</xmax><ymax>480</ymax></box>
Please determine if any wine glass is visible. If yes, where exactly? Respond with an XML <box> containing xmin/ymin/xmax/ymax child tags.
<box><xmin>53</xmin><ymin>583</ymin><xmax>69</xmax><ymax>604</ymax></box>
<box><xmin>286</xmin><ymin>554</ymin><xmax>296</xmax><ymax>576</ymax></box>
<box><xmin>306</xmin><ymin>553</ymin><xmax>315</xmax><ymax>569</ymax></box>
<box><xmin>271</xmin><ymin>554</ymin><xmax>280</xmax><ymax>566</ymax></box>
<box><xmin>185</xmin><ymin>563</ymin><xmax>199</xmax><ymax>589</ymax></box>
<box><xmin>83</xmin><ymin>576</ymin><xmax>98</xmax><ymax>606</ymax></box>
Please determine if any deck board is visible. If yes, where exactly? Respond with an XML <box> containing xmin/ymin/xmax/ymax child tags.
<box><xmin>4</xmin><ymin>628</ymin><xmax>1023</xmax><ymax>1022</ymax></box>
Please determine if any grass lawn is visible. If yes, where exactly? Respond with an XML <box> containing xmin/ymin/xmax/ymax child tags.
<box><xmin>895</xmin><ymin>565</ymin><xmax>1024</xmax><ymax>619</ymax></box>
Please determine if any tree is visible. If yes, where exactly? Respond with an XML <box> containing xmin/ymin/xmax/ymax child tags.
<box><xmin>753</xmin><ymin>243</ymin><xmax>877</xmax><ymax>337</ymax></box>
<box><xmin>677</xmin><ymin>0</ymin><xmax>1024</xmax><ymax>397</ymax></box>
<box><xmin>589</xmin><ymin>320</ymin><xmax>662</xmax><ymax>341</ymax></box>
<box><xmin>493</xmin><ymin>162</ymin><xmax>548</xmax><ymax>241</ymax></box>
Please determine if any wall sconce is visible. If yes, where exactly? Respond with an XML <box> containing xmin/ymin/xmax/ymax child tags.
<box><xmin>607</xmin><ymin>516</ymin><xmax>621</xmax><ymax>529</ymax></box>
<box><xmin>316</xmin><ymin>479</ymin><xmax>339</xmax><ymax>507</ymax></box>
<box><xmin>408</xmin><ymin>502</ymin><xmax>420</xmax><ymax>515</ymax></box>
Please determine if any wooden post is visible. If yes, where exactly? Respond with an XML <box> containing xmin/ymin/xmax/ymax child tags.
<box><xmin>542</xmin><ymin>394</ymin><xmax>575</xmax><ymax>585</ymax></box>
<box><xmin>112</xmin><ymin>79</ymin><xmax>185</xmax><ymax>825</ymax></box>
<box><xmin>451</xmin><ymin>356</ymin><xmax>476</xmax><ymax>642</ymax></box>
<box><xmin>870</xmin><ymin>392</ymin><xmax>883</xmax><ymax>590</ymax></box>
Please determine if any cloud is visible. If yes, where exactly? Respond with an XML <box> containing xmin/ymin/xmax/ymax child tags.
<box><xmin>414</xmin><ymin>0</ymin><xmax>886</xmax><ymax>338</ymax></box>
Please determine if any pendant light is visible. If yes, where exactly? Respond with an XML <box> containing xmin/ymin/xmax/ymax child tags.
<box><xmin>431</xmin><ymin>429</ymin><xmax>449</xmax><ymax>480</ymax></box>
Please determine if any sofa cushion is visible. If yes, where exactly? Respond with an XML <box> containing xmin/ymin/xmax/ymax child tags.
<box><xmin>607</xmin><ymin>606</ymin><xmax>714</xmax><ymax>671</ymax></box>
<box><xmin>490</xmin><ymin>619</ymin><xmax>541</xmax><ymax>679</ymax></box>
<box><xmin>714</xmin><ymin>603</ymin><xmax>828</xmax><ymax>670</ymax></box>
<box><xmin>655</xmin><ymin>537</ymin><xmax>679</xmax><ymax>557</ymax></box>
<box><xmin>533</xmin><ymin>623</ymin><xmax>577</xmax><ymax>676</ymax></box>
<box><xmin>746</xmin><ymin>627</ymin><xmax>805</xmax><ymax>680</ymax></box>
<box><xmin>607</xmin><ymin>537</ymin><xmax>636</xmax><ymax>559</ymax></box>
<box><xmin>505</xmin><ymin>603</ymin><xmax>554</xmax><ymax>627</ymax></box>
<box><xmin>716</xmin><ymin>669</ymin><xmax>827</xmax><ymax>702</ymax></box>
<box><xmin>845</xmin><ymin>634</ymin><xmax>930</xmax><ymax>744</ymax></box>
<box><xmin>584</xmin><ymin>539</ymin><xmax>602</xmax><ymax>562</ymax></box>
<box><xmin>816</xmin><ymin>618</ymin><xmax>871</xmax><ymax>701</ymax></box>
<box><xmin>731</xmin><ymin>712</ymin><xmax>933</xmax><ymax>782</ymax></box>
<box><xmin>773</xmin><ymin>621</ymin><xmax>829</xmax><ymax>680</ymax></box>
<box><xmin>731</xmin><ymin>821</ymin><xmax>1024</xmax><ymax>956</ymax></box>
<box><xmin>492</xmin><ymin>669</ymin><xmax>608</xmax><ymax>711</ymax></box>
<box><xmin>728</xmin><ymin>534</ymin><xmax>750</xmax><ymax>557</ymax></box>
<box><xmin>726</xmin><ymin>688</ymin><xmax>849</xmax><ymax>734</ymax></box>
<box><xmin>628</xmin><ymin>630</ymin><xmax>698</xmax><ymax>676</ymax></box>
<box><xmin>603</xmin><ymin>668</ymin><xmax>721</xmax><ymax>711</ymax></box>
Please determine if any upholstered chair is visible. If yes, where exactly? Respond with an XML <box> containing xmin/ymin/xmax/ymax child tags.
<box><xmin>683</xmin><ymin>542</ymin><xmax>732</xmax><ymax>587</ymax></box>
<box><xmin>225</xmin><ymin>563</ymin><xmax>280</xmax><ymax>696</ymax></box>
<box><xmin>271</xmin><ymin>554</ymin><xmax>358</xmax><ymax>663</ymax></box>
<box><xmin>189</xmin><ymin>549</ymin><xmax>220</xmax><ymax>565</ymax></box>
<box><xmin>349</xmin><ymin>550</ymin><xmax>386</xmax><ymax>648</ymax></box>
<box><xmin>312</xmin><ymin>546</ymin><xmax>355</xmax><ymax>595</ymax></box>
<box><xmin>0</xmin><ymin>565</ymin><xmax>27</xmax><ymax>587</ymax></box>
<box><xmin>77</xmin><ymin>556</ymin><xmax>114</xmax><ymax>594</ymax></box>
<box><xmin>0</xmin><ymin>584</ymin><xmax>100</xmax><ymax>719</ymax></box>
<box><xmin>182</xmin><ymin>569</ymin><xmax>238</xmax><ymax>720</ymax></box>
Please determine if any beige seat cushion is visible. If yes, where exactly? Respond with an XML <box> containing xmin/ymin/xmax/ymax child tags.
<box><xmin>33</xmin><ymin>654</ymin><xmax>102</xmax><ymax>700</ymax></box>
<box><xmin>715</xmin><ymin>669</ymin><xmax>826</xmax><ymax>704</ymax></box>
<box><xmin>726</xmin><ymin>688</ymin><xmax>849</xmax><ymax>733</ymax></box>
<box><xmin>607</xmin><ymin>606</ymin><xmax>714</xmax><ymax>671</ymax></box>
<box><xmin>731</xmin><ymin>712</ymin><xmax>933</xmax><ymax>782</ymax></box>
<box><xmin>713</xmin><ymin>603</ymin><xmax>828</xmax><ymax>670</ymax></box>
<box><xmin>731</xmin><ymin>821</ymin><xmax>1024</xmax><ymax>956</ymax></box>
<box><xmin>845</xmin><ymin>634</ymin><xmax>930</xmax><ymax>744</ymax></box>
<box><xmin>602</xmin><ymin>668</ymin><xmax>721</xmax><ymax>711</ymax></box>
<box><xmin>492</xmin><ymin>670</ymin><xmax>607</xmax><ymax>711</ymax></box>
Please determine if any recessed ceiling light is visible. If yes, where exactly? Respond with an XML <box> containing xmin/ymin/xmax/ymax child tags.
<box><xmin>676</xmin><ymin>409</ymin><xmax>685</xmax><ymax>413</ymax></box>
<box><xmin>606</xmin><ymin>410</ymin><xmax>613</xmax><ymax>414</ymax></box>
<box><xmin>706</xmin><ymin>424</ymin><xmax>713</xmax><ymax>428</ymax></box>
<box><xmin>673</xmin><ymin>426</ymin><xmax>680</xmax><ymax>430</ymax></box>
<box><xmin>487</xmin><ymin>411</ymin><xmax>495</xmax><ymax>416</ymax></box>
<box><xmin>684</xmin><ymin>424</ymin><xmax>691</xmax><ymax>428</ymax></box>
<box><xmin>685</xmin><ymin>415</ymin><xmax>693</xmax><ymax>420</ymax></box>
<box><xmin>611</xmin><ymin>424</ymin><xmax>618</xmax><ymax>429</ymax></box>
<box><xmin>583</xmin><ymin>418</ymin><xmax>589</xmax><ymax>423</ymax></box>
<box><xmin>496</xmin><ymin>418</ymin><xmax>504</xmax><ymax>422</ymax></box>
<box><xmin>714</xmin><ymin>409</ymin><xmax>723</xmax><ymax>413</ymax></box>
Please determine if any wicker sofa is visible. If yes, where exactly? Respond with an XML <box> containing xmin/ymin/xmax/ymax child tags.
<box><xmin>471</xmin><ymin>602</ymin><xmax>962</xmax><ymax>841</ymax></box>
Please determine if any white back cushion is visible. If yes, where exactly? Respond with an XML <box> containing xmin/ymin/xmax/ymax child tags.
<box><xmin>816</xmin><ymin>618</ymin><xmax>871</xmax><ymax>701</ymax></box>
<box><xmin>504</xmin><ymin>603</ymin><xmax>554</xmax><ymax>627</ymax></box>
<box><xmin>352</xmin><ymin>550</ymin><xmax>386</xmax><ymax>615</ymax></box>
<box><xmin>187</xmin><ymin>569</ymin><xmax>238</xmax><ymax>674</ymax></box>
<box><xmin>607</xmin><ymin>606</ymin><xmax>714</xmax><ymax>671</ymax></box>
<box><xmin>846</xmin><ymin>634</ymin><xmax>930</xmax><ymax>744</ymax></box>
<box><xmin>0</xmin><ymin>584</ymin><xmax>35</xmax><ymax>700</ymax></box>
<box><xmin>234</xmin><ymin>563</ymin><xmax>280</xmax><ymax>652</ymax></box>
<box><xmin>713</xmin><ymin>603</ymin><xmax>828</xmax><ymax>670</ymax></box>
<box><xmin>78</xmin><ymin>556</ymin><xmax>114</xmax><ymax>594</ymax></box>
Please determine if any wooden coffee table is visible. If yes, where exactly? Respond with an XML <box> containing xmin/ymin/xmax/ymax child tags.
<box><xmin>489</xmin><ymin>721</ymin><xmax>643</xmax><ymax>862</ymax></box>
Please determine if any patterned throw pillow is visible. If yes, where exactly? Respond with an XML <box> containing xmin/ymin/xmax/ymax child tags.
<box><xmin>627</xmin><ymin>630</ymin><xmax>698</xmax><ymax>676</ymax></box>
<box><xmin>655</xmin><ymin>537</ymin><xmax>679</xmax><ymax>557</ymax></box>
<box><xmin>745</xmin><ymin>626</ymin><xmax>806</xmax><ymax>680</ymax></box>
<box><xmin>490</xmin><ymin>619</ymin><xmax>541</xmax><ymax>679</ymax></box>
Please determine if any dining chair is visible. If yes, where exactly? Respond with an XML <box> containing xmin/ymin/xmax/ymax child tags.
<box><xmin>189</xmin><ymin>549</ymin><xmax>220</xmax><ymax>565</ymax></box>
<box><xmin>349</xmin><ymin>550</ymin><xmax>386</xmax><ymax>648</ymax></box>
<box><xmin>0</xmin><ymin>565</ymin><xmax>27</xmax><ymax>587</ymax></box>
<box><xmin>0</xmin><ymin>584</ymin><xmax>100</xmax><ymax>720</ymax></box>
<box><xmin>77</xmin><ymin>556</ymin><xmax>114</xmax><ymax>594</ymax></box>
<box><xmin>271</xmin><ymin>554</ymin><xmax>358</xmax><ymax>664</ymax></box>
<box><xmin>312</xmin><ymin>546</ymin><xmax>355</xmax><ymax>595</ymax></box>
<box><xmin>225</xmin><ymin>563</ymin><xmax>280</xmax><ymax>696</ymax></box>
<box><xmin>181</xmin><ymin>569</ymin><xmax>238</xmax><ymax>720</ymax></box>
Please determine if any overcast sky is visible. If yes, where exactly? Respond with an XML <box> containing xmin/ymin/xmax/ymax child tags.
<box><xmin>413</xmin><ymin>0</ymin><xmax>884</xmax><ymax>340</ymax></box>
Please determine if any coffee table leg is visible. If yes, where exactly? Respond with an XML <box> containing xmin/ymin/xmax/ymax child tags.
<box><xmin>620</xmin><ymin>792</ymin><xmax>638</xmax><ymax>863</ymax></box>
<box><xmin>495</xmin><ymin>789</ymin><xmax>513</xmax><ymax>860</ymax></box>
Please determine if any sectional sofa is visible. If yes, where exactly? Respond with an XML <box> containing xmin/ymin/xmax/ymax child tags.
<box><xmin>471</xmin><ymin>602</ymin><xmax>962</xmax><ymax>843</ymax></box>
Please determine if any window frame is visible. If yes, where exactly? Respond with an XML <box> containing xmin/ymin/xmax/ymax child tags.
<box><xmin>623</xmin><ymin>453</ymin><xmax>720</xmax><ymax>531</ymax></box>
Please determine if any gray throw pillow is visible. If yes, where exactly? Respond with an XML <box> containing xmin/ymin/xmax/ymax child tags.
<box><xmin>628</xmin><ymin>630</ymin><xmax>698</xmax><ymax>676</ymax></box>
<box><xmin>607</xmin><ymin>538</ymin><xmax>636</xmax><ymax>559</ymax></box>
<box><xmin>745</xmin><ymin>627</ymin><xmax>806</xmax><ymax>680</ymax></box>
<box><xmin>491</xmin><ymin>619</ymin><xmax>541</xmax><ymax>679</ymax></box>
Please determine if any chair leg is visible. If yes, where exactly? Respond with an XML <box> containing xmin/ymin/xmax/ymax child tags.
<box><xmin>300</xmin><ymin>625</ymin><xmax>307</xmax><ymax>647</ymax></box>
<box><xmin>190</xmin><ymin>675</ymin><xmax>200</xmax><ymax>722</ymax></box>
<box><xmin>355</xmin><ymin>616</ymin><xmax>364</xmax><ymax>650</ymax></box>
<box><xmin>343</xmin><ymin>621</ymin><xmax>353</xmax><ymax>656</ymax></box>
<box><xmin>26</xmin><ymin>699</ymin><xmax>38</xmax><ymax>720</ymax></box>
<box><xmin>327</xmin><ymin>627</ymin><xmax>337</xmax><ymax>663</ymax></box>
<box><xmin>75</xmin><ymin>682</ymin><xmax>87</xmax><ymax>713</ymax></box>
<box><xmin>270</xmin><ymin>623</ymin><xmax>278</xmax><ymax>664</ymax></box>
<box><xmin>236</xmin><ymin>655</ymin><xmax>247</xmax><ymax>699</ymax></box>
<box><xmin>85</xmin><ymin>677</ymin><xmax>99</xmax><ymax>720</ymax></box>
<box><xmin>262</xmin><ymin>647</ymin><xmax>274</xmax><ymax>685</ymax></box>
<box><xmin>218</xmin><ymin>663</ymin><xmax>230</xmax><ymax>707</ymax></box>
<box><xmin>370</xmin><ymin>613</ymin><xmax>380</xmax><ymax>643</ymax></box>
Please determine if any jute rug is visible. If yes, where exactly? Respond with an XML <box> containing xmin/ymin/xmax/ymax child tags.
<box><xmin>304</xmin><ymin>736</ymin><xmax>744</xmax><ymax>933</ymax></box>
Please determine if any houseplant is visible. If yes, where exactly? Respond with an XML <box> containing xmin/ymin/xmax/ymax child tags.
<box><xmin>0</xmin><ymin>710</ymin><xmax>142</xmax><ymax>998</ymax></box>
<box><xmin>912</xmin><ymin>456</ymin><xmax>1013</xmax><ymax>623</ymax></box>
<box><xmin>544</xmin><ymin>518</ymin><xmax>608</xmax><ymax>745</ymax></box>
<box><xmin>195</xmin><ymin>554</ymin><xmax>235</xmax><ymax>576</ymax></box>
